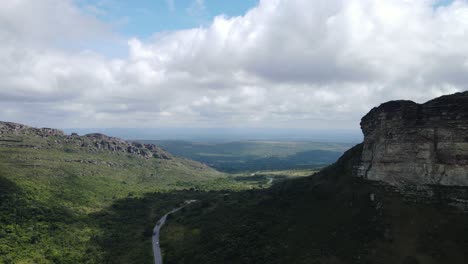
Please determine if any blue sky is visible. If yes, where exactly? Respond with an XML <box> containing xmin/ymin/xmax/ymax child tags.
<box><xmin>77</xmin><ymin>0</ymin><xmax>259</xmax><ymax>38</ymax></box>
<box><xmin>434</xmin><ymin>0</ymin><xmax>454</xmax><ymax>7</ymax></box>
<box><xmin>0</xmin><ymin>0</ymin><xmax>466</xmax><ymax>130</ymax></box>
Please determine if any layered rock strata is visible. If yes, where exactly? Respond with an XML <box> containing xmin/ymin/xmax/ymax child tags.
<box><xmin>357</xmin><ymin>91</ymin><xmax>468</xmax><ymax>187</ymax></box>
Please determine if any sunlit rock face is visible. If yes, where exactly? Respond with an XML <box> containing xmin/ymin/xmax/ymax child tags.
<box><xmin>357</xmin><ymin>91</ymin><xmax>468</xmax><ymax>187</ymax></box>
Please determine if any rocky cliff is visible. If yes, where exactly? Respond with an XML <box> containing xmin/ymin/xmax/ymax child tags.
<box><xmin>357</xmin><ymin>91</ymin><xmax>468</xmax><ymax>187</ymax></box>
<box><xmin>0</xmin><ymin>121</ymin><xmax>171</xmax><ymax>160</ymax></box>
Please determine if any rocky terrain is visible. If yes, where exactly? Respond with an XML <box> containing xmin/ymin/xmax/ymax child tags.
<box><xmin>160</xmin><ymin>92</ymin><xmax>468</xmax><ymax>264</ymax></box>
<box><xmin>357</xmin><ymin>91</ymin><xmax>468</xmax><ymax>187</ymax></box>
<box><xmin>0</xmin><ymin>121</ymin><xmax>64</xmax><ymax>137</ymax></box>
<box><xmin>0</xmin><ymin>121</ymin><xmax>172</xmax><ymax>160</ymax></box>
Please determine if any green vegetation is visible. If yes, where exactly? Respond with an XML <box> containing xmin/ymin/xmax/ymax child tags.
<box><xmin>4</xmin><ymin>129</ymin><xmax>467</xmax><ymax>263</ymax></box>
<box><xmin>160</xmin><ymin>145</ymin><xmax>468</xmax><ymax>263</ymax></box>
<box><xmin>228</xmin><ymin>168</ymin><xmax>318</xmax><ymax>187</ymax></box>
<box><xmin>231</xmin><ymin>168</ymin><xmax>318</xmax><ymax>179</ymax></box>
<box><xmin>141</xmin><ymin>140</ymin><xmax>352</xmax><ymax>172</ymax></box>
<box><xmin>0</xmin><ymin>132</ymin><xmax>253</xmax><ymax>263</ymax></box>
<box><xmin>1</xmin><ymin>128</ymin><xmax>334</xmax><ymax>263</ymax></box>
<box><xmin>90</xmin><ymin>191</ymin><xmax>228</xmax><ymax>264</ymax></box>
<box><xmin>0</xmin><ymin>171</ymin><xmax>236</xmax><ymax>264</ymax></box>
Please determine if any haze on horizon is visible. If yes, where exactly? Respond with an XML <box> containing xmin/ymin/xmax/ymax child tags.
<box><xmin>61</xmin><ymin>127</ymin><xmax>362</xmax><ymax>143</ymax></box>
<box><xmin>0</xmin><ymin>0</ymin><xmax>466</xmax><ymax>132</ymax></box>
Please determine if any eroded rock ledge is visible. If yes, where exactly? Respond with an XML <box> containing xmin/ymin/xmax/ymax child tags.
<box><xmin>357</xmin><ymin>91</ymin><xmax>468</xmax><ymax>187</ymax></box>
<box><xmin>0</xmin><ymin>121</ymin><xmax>171</xmax><ymax>160</ymax></box>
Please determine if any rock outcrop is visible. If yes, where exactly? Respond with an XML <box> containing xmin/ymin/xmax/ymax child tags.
<box><xmin>0</xmin><ymin>121</ymin><xmax>171</xmax><ymax>160</ymax></box>
<box><xmin>0</xmin><ymin>121</ymin><xmax>65</xmax><ymax>137</ymax></box>
<box><xmin>357</xmin><ymin>91</ymin><xmax>468</xmax><ymax>187</ymax></box>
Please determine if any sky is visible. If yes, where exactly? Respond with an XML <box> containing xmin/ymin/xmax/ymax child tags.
<box><xmin>0</xmin><ymin>0</ymin><xmax>467</xmax><ymax>132</ymax></box>
<box><xmin>77</xmin><ymin>0</ymin><xmax>259</xmax><ymax>38</ymax></box>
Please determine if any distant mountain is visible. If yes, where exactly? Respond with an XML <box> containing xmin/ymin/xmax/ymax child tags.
<box><xmin>161</xmin><ymin>91</ymin><xmax>468</xmax><ymax>264</ymax></box>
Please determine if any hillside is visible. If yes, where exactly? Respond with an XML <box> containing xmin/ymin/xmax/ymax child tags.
<box><xmin>140</xmin><ymin>140</ymin><xmax>352</xmax><ymax>172</ymax></box>
<box><xmin>161</xmin><ymin>92</ymin><xmax>468</xmax><ymax>264</ymax></box>
<box><xmin>0</xmin><ymin>122</ymin><xmax>227</xmax><ymax>198</ymax></box>
<box><xmin>0</xmin><ymin>121</ymin><xmax>241</xmax><ymax>263</ymax></box>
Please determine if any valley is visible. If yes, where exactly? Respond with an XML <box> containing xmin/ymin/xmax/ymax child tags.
<box><xmin>0</xmin><ymin>123</ymin><xmax>251</xmax><ymax>263</ymax></box>
<box><xmin>0</xmin><ymin>122</ymin><xmax>332</xmax><ymax>264</ymax></box>
<box><xmin>158</xmin><ymin>92</ymin><xmax>468</xmax><ymax>263</ymax></box>
<box><xmin>2</xmin><ymin>1</ymin><xmax>468</xmax><ymax>263</ymax></box>
<box><xmin>1</xmin><ymin>92</ymin><xmax>468</xmax><ymax>263</ymax></box>
<box><xmin>141</xmin><ymin>140</ymin><xmax>352</xmax><ymax>173</ymax></box>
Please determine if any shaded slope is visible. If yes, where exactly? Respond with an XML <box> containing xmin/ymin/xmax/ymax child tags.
<box><xmin>162</xmin><ymin>143</ymin><xmax>468</xmax><ymax>263</ymax></box>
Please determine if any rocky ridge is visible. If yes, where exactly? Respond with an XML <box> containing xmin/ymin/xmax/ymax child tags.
<box><xmin>0</xmin><ymin>121</ymin><xmax>64</xmax><ymax>137</ymax></box>
<box><xmin>0</xmin><ymin>121</ymin><xmax>171</xmax><ymax>160</ymax></box>
<box><xmin>356</xmin><ymin>91</ymin><xmax>468</xmax><ymax>187</ymax></box>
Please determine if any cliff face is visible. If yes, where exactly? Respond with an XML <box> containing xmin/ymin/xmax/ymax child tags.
<box><xmin>357</xmin><ymin>91</ymin><xmax>468</xmax><ymax>187</ymax></box>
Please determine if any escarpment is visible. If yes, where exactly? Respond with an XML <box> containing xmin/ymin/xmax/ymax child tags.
<box><xmin>0</xmin><ymin>121</ymin><xmax>171</xmax><ymax>160</ymax></box>
<box><xmin>356</xmin><ymin>91</ymin><xmax>468</xmax><ymax>187</ymax></box>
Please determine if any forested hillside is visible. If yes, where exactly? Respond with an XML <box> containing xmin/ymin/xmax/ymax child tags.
<box><xmin>0</xmin><ymin>122</ymin><xmax>241</xmax><ymax>263</ymax></box>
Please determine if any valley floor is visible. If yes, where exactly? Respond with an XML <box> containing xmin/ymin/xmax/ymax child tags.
<box><xmin>2</xmin><ymin>131</ymin><xmax>467</xmax><ymax>264</ymax></box>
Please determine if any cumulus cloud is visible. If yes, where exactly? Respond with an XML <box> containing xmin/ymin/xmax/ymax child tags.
<box><xmin>0</xmin><ymin>0</ymin><xmax>467</xmax><ymax>129</ymax></box>
<box><xmin>0</xmin><ymin>0</ymin><xmax>111</xmax><ymax>47</ymax></box>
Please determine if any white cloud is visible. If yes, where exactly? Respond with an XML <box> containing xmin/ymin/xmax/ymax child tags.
<box><xmin>0</xmin><ymin>0</ymin><xmax>111</xmax><ymax>48</ymax></box>
<box><xmin>0</xmin><ymin>0</ymin><xmax>467</xmax><ymax>130</ymax></box>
